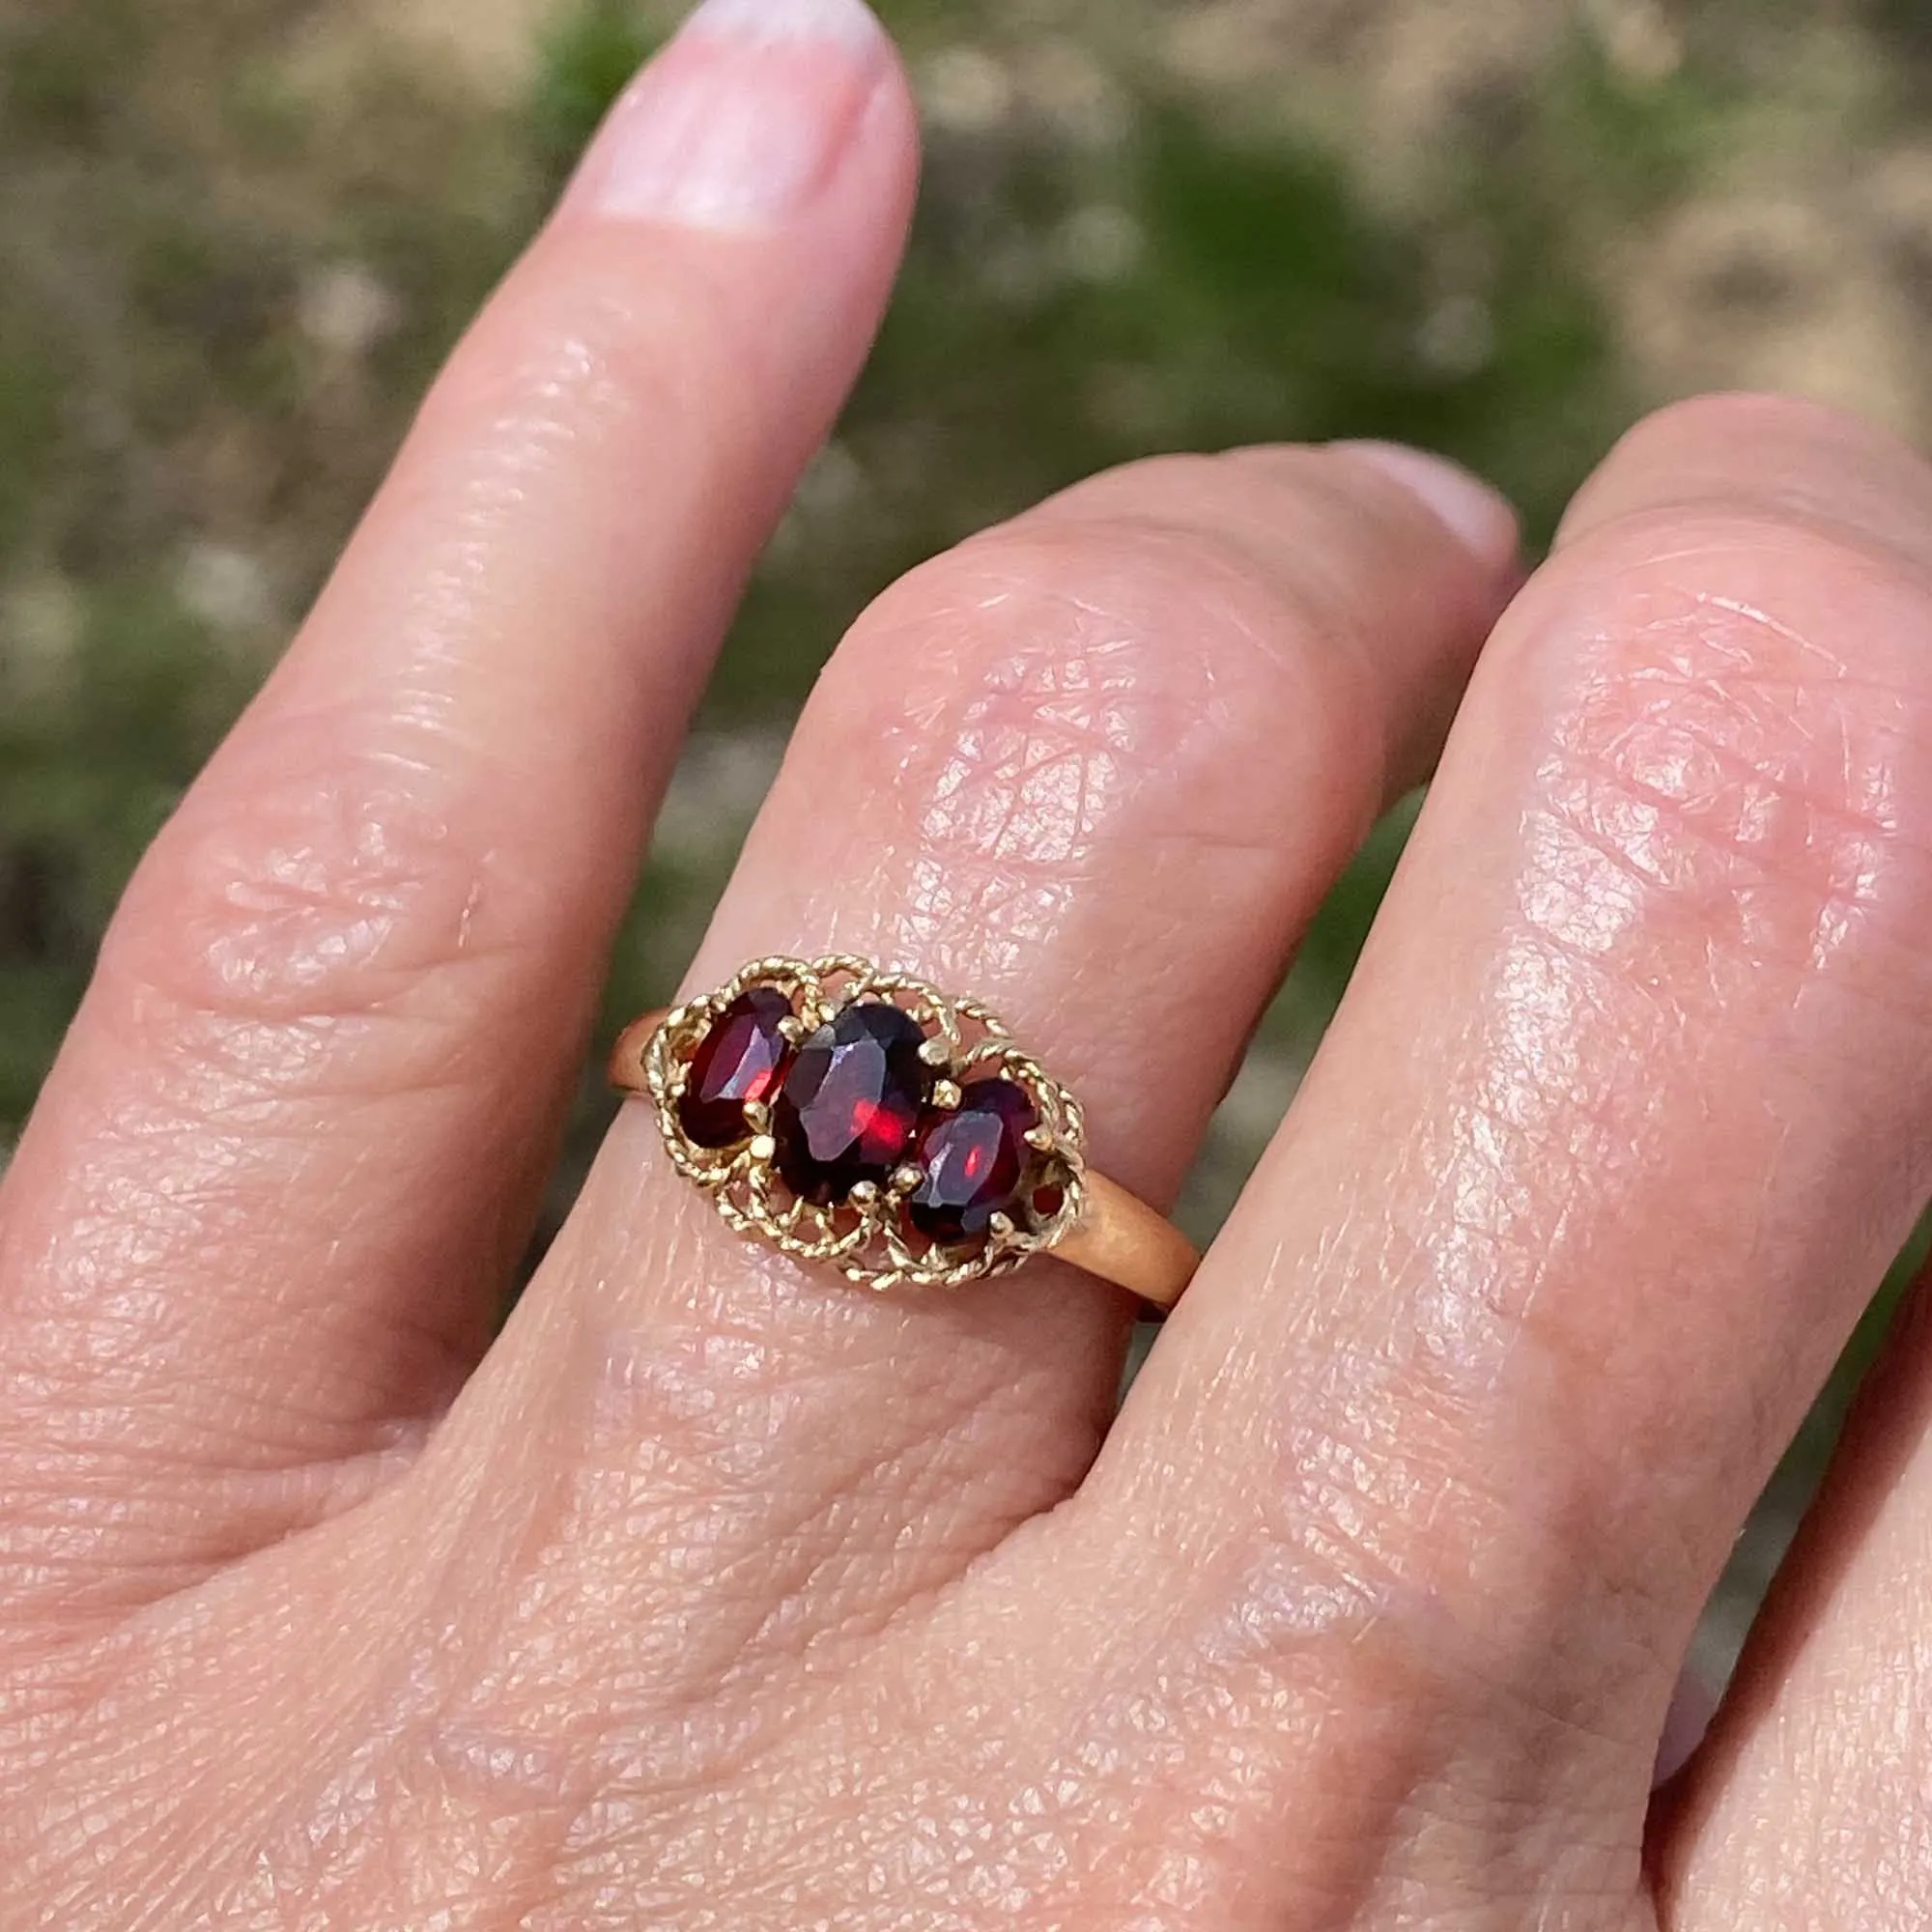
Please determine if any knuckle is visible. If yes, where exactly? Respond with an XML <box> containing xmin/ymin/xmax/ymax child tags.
<box><xmin>1037</xmin><ymin>443</ymin><xmax>1388</xmax><ymax>540</ymax></box>
<box><xmin>104</xmin><ymin>720</ymin><xmax>520</xmax><ymax>1072</ymax></box>
<box><xmin>1036</xmin><ymin>445</ymin><xmax>1301</xmax><ymax>519</ymax></box>
<box><xmin>1161</xmin><ymin>1415</ymin><xmax>1664</xmax><ymax>1774</ymax></box>
<box><xmin>1065</xmin><ymin>1444</ymin><xmax>1651</xmax><ymax>1913</ymax></box>
<box><xmin>1610</xmin><ymin>387</ymin><xmax>1887</xmax><ymax>463</ymax></box>
<box><xmin>1566</xmin><ymin>390</ymin><xmax>1932</xmax><ymax>560</ymax></box>
<box><xmin>819</xmin><ymin>509</ymin><xmax>1381</xmax><ymax>898</ymax></box>
<box><xmin>1520</xmin><ymin>506</ymin><xmax>1932</xmax><ymax>998</ymax></box>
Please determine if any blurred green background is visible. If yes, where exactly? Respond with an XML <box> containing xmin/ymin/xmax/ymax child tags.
<box><xmin>7</xmin><ymin>0</ymin><xmax>1932</xmax><ymax>1683</ymax></box>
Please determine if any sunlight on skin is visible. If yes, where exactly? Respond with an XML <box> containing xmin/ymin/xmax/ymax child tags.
<box><xmin>8</xmin><ymin>1</ymin><xmax>1932</xmax><ymax>1923</ymax></box>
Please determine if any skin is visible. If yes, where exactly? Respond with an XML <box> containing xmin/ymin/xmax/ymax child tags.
<box><xmin>5</xmin><ymin>7</ymin><xmax>1932</xmax><ymax>1925</ymax></box>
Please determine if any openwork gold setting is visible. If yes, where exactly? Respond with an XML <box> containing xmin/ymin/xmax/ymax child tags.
<box><xmin>611</xmin><ymin>954</ymin><xmax>1200</xmax><ymax>1309</ymax></box>
<box><xmin>630</xmin><ymin>955</ymin><xmax>1086</xmax><ymax>1293</ymax></box>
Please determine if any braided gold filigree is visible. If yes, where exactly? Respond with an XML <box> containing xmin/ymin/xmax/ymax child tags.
<box><xmin>642</xmin><ymin>955</ymin><xmax>1087</xmax><ymax>1293</ymax></box>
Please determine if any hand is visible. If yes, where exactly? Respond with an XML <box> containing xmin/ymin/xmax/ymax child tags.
<box><xmin>7</xmin><ymin>3</ymin><xmax>1932</xmax><ymax>1924</ymax></box>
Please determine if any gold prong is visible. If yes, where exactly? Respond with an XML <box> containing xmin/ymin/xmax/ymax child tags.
<box><xmin>918</xmin><ymin>1036</ymin><xmax>953</xmax><ymax>1068</ymax></box>
<box><xmin>988</xmin><ymin>1210</ymin><xmax>1017</xmax><ymax>1238</ymax></box>
<box><xmin>750</xmin><ymin>1134</ymin><xmax>777</xmax><ymax>1163</ymax></box>
<box><xmin>777</xmin><ymin>1014</ymin><xmax>808</xmax><ymax>1043</ymax></box>
<box><xmin>1024</xmin><ymin>1125</ymin><xmax>1055</xmax><ymax>1152</ymax></box>
<box><xmin>931</xmin><ymin>1078</ymin><xmax>963</xmax><ymax>1111</ymax></box>
<box><xmin>849</xmin><ymin>1179</ymin><xmax>881</xmax><ymax>1207</ymax></box>
<box><xmin>743</xmin><ymin>1099</ymin><xmax>772</xmax><ymax>1130</ymax></box>
<box><xmin>890</xmin><ymin>1163</ymin><xmax>925</xmax><ymax>1195</ymax></box>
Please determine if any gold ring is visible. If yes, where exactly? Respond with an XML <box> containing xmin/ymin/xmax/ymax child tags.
<box><xmin>610</xmin><ymin>955</ymin><xmax>1198</xmax><ymax>1310</ymax></box>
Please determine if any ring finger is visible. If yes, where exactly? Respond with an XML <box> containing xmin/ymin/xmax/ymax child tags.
<box><xmin>421</xmin><ymin>439</ymin><xmax>1520</xmax><ymax>1710</ymax></box>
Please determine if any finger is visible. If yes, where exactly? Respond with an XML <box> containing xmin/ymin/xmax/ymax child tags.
<box><xmin>1655</xmin><ymin>1268</ymin><xmax>1932</xmax><ymax>1925</ymax></box>
<box><xmin>1063</xmin><ymin>394</ymin><xmax>1932</xmax><ymax>1915</ymax></box>
<box><xmin>414</xmin><ymin>441</ymin><xmax>1519</xmax><ymax>1723</ymax></box>
<box><xmin>0</xmin><ymin>0</ymin><xmax>918</xmax><ymax>1621</ymax></box>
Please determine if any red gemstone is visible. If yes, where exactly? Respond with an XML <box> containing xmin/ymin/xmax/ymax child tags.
<box><xmin>677</xmin><ymin>987</ymin><xmax>796</xmax><ymax>1149</ymax></box>
<box><xmin>773</xmin><ymin>1002</ymin><xmax>932</xmax><ymax>1205</ymax></box>
<box><xmin>907</xmin><ymin>1079</ymin><xmax>1038</xmax><ymax>1245</ymax></box>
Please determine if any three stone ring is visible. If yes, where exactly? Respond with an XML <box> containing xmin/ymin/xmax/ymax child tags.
<box><xmin>610</xmin><ymin>955</ymin><xmax>1199</xmax><ymax>1309</ymax></box>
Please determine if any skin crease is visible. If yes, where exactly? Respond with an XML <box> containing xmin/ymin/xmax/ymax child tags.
<box><xmin>12</xmin><ymin>6</ymin><xmax>1932</xmax><ymax>1927</ymax></box>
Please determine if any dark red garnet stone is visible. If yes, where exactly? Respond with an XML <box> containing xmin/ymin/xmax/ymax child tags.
<box><xmin>908</xmin><ymin>1079</ymin><xmax>1039</xmax><ymax>1245</ymax></box>
<box><xmin>677</xmin><ymin>986</ymin><xmax>796</xmax><ymax>1149</ymax></box>
<box><xmin>773</xmin><ymin>1001</ymin><xmax>933</xmax><ymax>1205</ymax></box>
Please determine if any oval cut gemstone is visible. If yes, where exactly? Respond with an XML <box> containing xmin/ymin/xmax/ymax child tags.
<box><xmin>773</xmin><ymin>1002</ymin><xmax>932</xmax><ymax>1205</ymax></box>
<box><xmin>677</xmin><ymin>986</ymin><xmax>796</xmax><ymax>1149</ymax></box>
<box><xmin>907</xmin><ymin>1079</ymin><xmax>1039</xmax><ymax>1245</ymax></box>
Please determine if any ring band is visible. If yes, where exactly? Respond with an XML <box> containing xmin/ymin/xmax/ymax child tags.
<box><xmin>610</xmin><ymin>955</ymin><xmax>1199</xmax><ymax>1310</ymax></box>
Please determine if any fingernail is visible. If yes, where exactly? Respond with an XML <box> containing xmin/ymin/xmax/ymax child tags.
<box><xmin>584</xmin><ymin>0</ymin><xmax>890</xmax><ymax>231</ymax></box>
<box><xmin>1334</xmin><ymin>440</ymin><xmax>1520</xmax><ymax>569</ymax></box>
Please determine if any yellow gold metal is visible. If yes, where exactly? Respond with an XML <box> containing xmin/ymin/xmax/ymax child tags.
<box><xmin>1055</xmin><ymin>1173</ymin><xmax>1201</xmax><ymax>1309</ymax></box>
<box><xmin>610</xmin><ymin>956</ymin><xmax>1199</xmax><ymax>1310</ymax></box>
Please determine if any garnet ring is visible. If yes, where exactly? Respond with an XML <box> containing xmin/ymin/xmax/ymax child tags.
<box><xmin>609</xmin><ymin>954</ymin><xmax>1199</xmax><ymax>1309</ymax></box>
